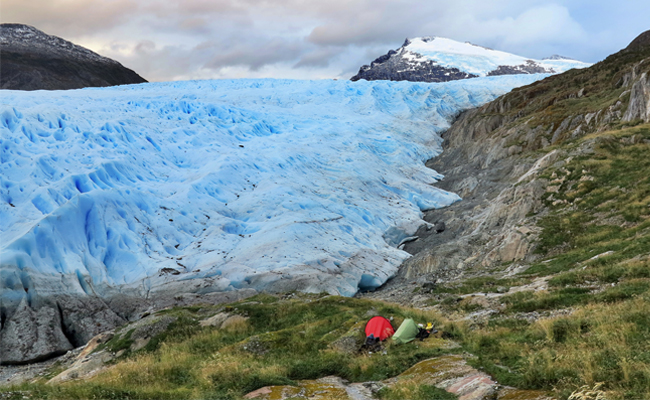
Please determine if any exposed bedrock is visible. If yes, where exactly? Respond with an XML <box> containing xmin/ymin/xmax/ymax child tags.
<box><xmin>623</xmin><ymin>70</ymin><xmax>650</xmax><ymax>122</ymax></box>
<box><xmin>0</xmin><ymin>299</ymin><xmax>73</xmax><ymax>364</ymax></box>
<box><xmin>0</xmin><ymin>272</ymin><xmax>257</xmax><ymax>365</ymax></box>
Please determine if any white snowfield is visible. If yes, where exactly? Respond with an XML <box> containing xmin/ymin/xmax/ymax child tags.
<box><xmin>0</xmin><ymin>76</ymin><xmax>544</xmax><ymax>300</ymax></box>
<box><xmin>403</xmin><ymin>37</ymin><xmax>590</xmax><ymax>77</ymax></box>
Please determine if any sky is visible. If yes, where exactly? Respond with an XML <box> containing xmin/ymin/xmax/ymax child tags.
<box><xmin>1</xmin><ymin>0</ymin><xmax>649</xmax><ymax>82</ymax></box>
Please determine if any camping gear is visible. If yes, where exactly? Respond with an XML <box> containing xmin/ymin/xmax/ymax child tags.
<box><xmin>392</xmin><ymin>318</ymin><xmax>420</xmax><ymax>344</ymax></box>
<box><xmin>365</xmin><ymin>316</ymin><xmax>395</xmax><ymax>341</ymax></box>
<box><xmin>365</xmin><ymin>334</ymin><xmax>380</xmax><ymax>347</ymax></box>
<box><xmin>415</xmin><ymin>322</ymin><xmax>438</xmax><ymax>341</ymax></box>
<box><xmin>415</xmin><ymin>328</ymin><xmax>430</xmax><ymax>341</ymax></box>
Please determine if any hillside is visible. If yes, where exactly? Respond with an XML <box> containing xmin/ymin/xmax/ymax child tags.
<box><xmin>351</xmin><ymin>36</ymin><xmax>590</xmax><ymax>83</ymax></box>
<box><xmin>0</xmin><ymin>24</ymin><xmax>146</xmax><ymax>90</ymax></box>
<box><xmin>0</xmin><ymin>294</ymin><xmax>552</xmax><ymax>400</ymax></box>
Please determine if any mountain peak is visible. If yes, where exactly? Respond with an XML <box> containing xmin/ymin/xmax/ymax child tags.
<box><xmin>351</xmin><ymin>36</ymin><xmax>590</xmax><ymax>83</ymax></box>
<box><xmin>543</xmin><ymin>54</ymin><xmax>575</xmax><ymax>61</ymax></box>
<box><xmin>0</xmin><ymin>23</ymin><xmax>146</xmax><ymax>90</ymax></box>
<box><xmin>1</xmin><ymin>23</ymin><xmax>110</xmax><ymax>64</ymax></box>
<box><xmin>624</xmin><ymin>29</ymin><xmax>650</xmax><ymax>52</ymax></box>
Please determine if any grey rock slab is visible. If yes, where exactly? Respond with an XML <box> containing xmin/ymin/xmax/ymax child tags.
<box><xmin>199</xmin><ymin>312</ymin><xmax>230</xmax><ymax>328</ymax></box>
<box><xmin>0</xmin><ymin>299</ymin><xmax>72</xmax><ymax>365</ymax></box>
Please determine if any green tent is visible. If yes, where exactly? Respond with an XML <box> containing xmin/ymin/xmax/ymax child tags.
<box><xmin>392</xmin><ymin>318</ymin><xmax>420</xmax><ymax>344</ymax></box>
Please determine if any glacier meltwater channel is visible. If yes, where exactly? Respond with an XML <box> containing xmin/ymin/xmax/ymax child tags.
<box><xmin>0</xmin><ymin>76</ymin><xmax>544</xmax><ymax>301</ymax></box>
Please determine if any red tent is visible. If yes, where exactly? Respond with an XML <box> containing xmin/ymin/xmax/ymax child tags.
<box><xmin>364</xmin><ymin>316</ymin><xmax>395</xmax><ymax>341</ymax></box>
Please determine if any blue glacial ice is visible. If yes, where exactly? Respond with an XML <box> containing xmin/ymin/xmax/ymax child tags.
<box><xmin>0</xmin><ymin>76</ymin><xmax>545</xmax><ymax>299</ymax></box>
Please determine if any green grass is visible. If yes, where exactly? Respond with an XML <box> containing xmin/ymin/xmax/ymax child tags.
<box><xmin>430</xmin><ymin>276</ymin><xmax>530</xmax><ymax>295</ymax></box>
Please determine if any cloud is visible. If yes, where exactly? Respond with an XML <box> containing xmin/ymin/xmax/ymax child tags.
<box><xmin>2</xmin><ymin>0</ymin><xmax>649</xmax><ymax>81</ymax></box>
<box><xmin>1</xmin><ymin>0</ymin><xmax>140</xmax><ymax>37</ymax></box>
<box><xmin>203</xmin><ymin>37</ymin><xmax>306</xmax><ymax>71</ymax></box>
<box><xmin>293</xmin><ymin>47</ymin><xmax>341</xmax><ymax>68</ymax></box>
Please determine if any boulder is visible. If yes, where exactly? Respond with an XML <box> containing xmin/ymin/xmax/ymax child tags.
<box><xmin>200</xmin><ymin>312</ymin><xmax>230</xmax><ymax>328</ymax></box>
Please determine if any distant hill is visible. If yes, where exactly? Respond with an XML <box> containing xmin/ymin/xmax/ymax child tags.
<box><xmin>0</xmin><ymin>23</ymin><xmax>146</xmax><ymax>90</ymax></box>
<box><xmin>351</xmin><ymin>36</ymin><xmax>590</xmax><ymax>82</ymax></box>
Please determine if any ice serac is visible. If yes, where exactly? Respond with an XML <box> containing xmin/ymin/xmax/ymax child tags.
<box><xmin>351</xmin><ymin>36</ymin><xmax>591</xmax><ymax>82</ymax></box>
<box><xmin>1</xmin><ymin>76</ymin><xmax>543</xmax><ymax>363</ymax></box>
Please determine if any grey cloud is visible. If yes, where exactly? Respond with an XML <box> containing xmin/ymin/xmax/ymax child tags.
<box><xmin>293</xmin><ymin>47</ymin><xmax>341</xmax><ymax>68</ymax></box>
<box><xmin>3</xmin><ymin>0</ymin><xmax>650</xmax><ymax>81</ymax></box>
<box><xmin>1</xmin><ymin>0</ymin><xmax>140</xmax><ymax>37</ymax></box>
<box><xmin>203</xmin><ymin>38</ymin><xmax>306</xmax><ymax>71</ymax></box>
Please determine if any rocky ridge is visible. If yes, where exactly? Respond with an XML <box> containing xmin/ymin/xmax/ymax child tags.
<box><xmin>0</xmin><ymin>23</ymin><xmax>146</xmax><ymax>90</ymax></box>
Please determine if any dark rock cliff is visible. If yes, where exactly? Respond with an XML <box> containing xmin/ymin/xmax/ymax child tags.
<box><xmin>0</xmin><ymin>24</ymin><xmax>147</xmax><ymax>90</ymax></box>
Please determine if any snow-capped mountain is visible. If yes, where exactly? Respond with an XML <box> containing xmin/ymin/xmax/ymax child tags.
<box><xmin>351</xmin><ymin>36</ymin><xmax>591</xmax><ymax>82</ymax></box>
<box><xmin>0</xmin><ymin>24</ymin><xmax>146</xmax><ymax>90</ymax></box>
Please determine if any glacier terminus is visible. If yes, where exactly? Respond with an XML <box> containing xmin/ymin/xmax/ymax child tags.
<box><xmin>1</xmin><ymin>76</ymin><xmax>544</xmax><ymax>363</ymax></box>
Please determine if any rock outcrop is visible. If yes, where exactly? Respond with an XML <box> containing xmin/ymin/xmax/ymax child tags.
<box><xmin>244</xmin><ymin>354</ymin><xmax>551</xmax><ymax>400</ymax></box>
<box><xmin>0</xmin><ymin>299</ymin><xmax>73</xmax><ymax>364</ymax></box>
<box><xmin>623</xmin><ymin>70</ymin><xmax>650</xmax><ymax>122</ymax></box>
<box><xmin>0</xmin><ymin>285</ymin><xmax>256</xmax><ymax>365</ymax></box>
<box><xmin>0</xmin><ymin>23</ymin><xmax>146</xmax><ymax>90</ymax></box>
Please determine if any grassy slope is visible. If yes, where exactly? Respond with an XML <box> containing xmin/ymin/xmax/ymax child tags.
<box><xmin>1</xmin><ymin>295</ymin><xmax>457</xmax><ymax>400</ymax></box>
<box><xmin>448</xmin><ymin>124</ymin><xmax>650</xmax><ymax>400</ymax></box>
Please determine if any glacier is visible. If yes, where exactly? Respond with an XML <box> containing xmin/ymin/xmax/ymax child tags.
<box><xmin>0</xmin><ymin>76</ymin><xmax>546</xmax><ymax>306</ymax></box>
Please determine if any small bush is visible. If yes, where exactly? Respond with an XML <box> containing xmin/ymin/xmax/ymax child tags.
<box><xmin>551</xmin><ymin>319</ymin><xmax>573</xmax><ymax>343</ymax></box>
